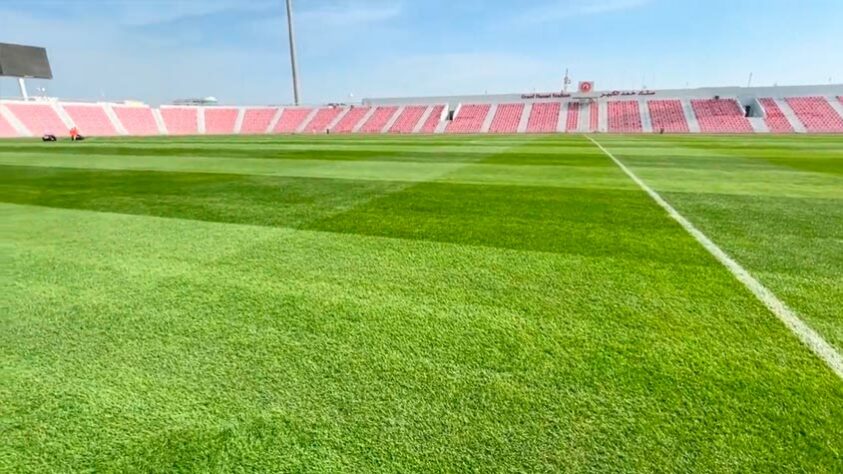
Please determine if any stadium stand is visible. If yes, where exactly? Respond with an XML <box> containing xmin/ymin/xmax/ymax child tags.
<box><xmin>274</xmin><ymin>108</ymin><xmax>313</xmax><ymax>133</ymax></box>
<box><xmin>388</xmin><ymin>106</ymin><xmax>426</xmax><ymax>134</ymax></box>
<box><xmin>241</xmin><ymin>108</ymin><xmax>277</xmax><ymax>134</ymax></box>
<box><xmin>648</xmin><ymin>100</ymin><xmax>689</xmax><ymax>133</ymax></box>
<box><xmin>112</xmin><ymin>106</ymin><xmax>159</xmax><ymax>136</ymax></box>
<box><xmin>160</xmin><ymin>107</ymin><xmax>199</xmax><ymax>135</ymax></box>
<box><xmin>0</xmin><ymin>112</ymin><xmax>17</xmax><ymax>137</ymax></box>
<box><xmin>526</xmin><ymin>102</ymin><xmax>561</xmax><ymax>133</ymax></box>
<box><xmin>204</xmin><ymin>108</ymin><xmax>239</xmax><ymax>135</ymax></box>
<box><xmin>446</xmin><ymin>104</ymin><xmax>491</xmax><ymax>134</ymax></box>
<box><xmin>785</xmin><ymin>97</ymin><xmax>843</xmax><ymax>133</ymax></box>
<box><xmin>759</xmin><ymin>98</ymin><xmax>794</xmax><ymax>133</ymax></box>
<box><xmin>359</xmin><ymin>106</ymin><xmax>399</xmax><ymax>134</ymax></box>
<box><xmin>5</xmin><ymin>87</ymin><xmax>843</xmax><ymax>139</ymax></box>
<box><xmin>489</xmin><ymin>103</ymin><xmax>525</xmax><ymax>134</ymax></box>
<box><xmin>62</xmin><ymin>104</ymin><xmax>118</xmax><ymax>136</ymax></box>
<box><xmin>566</xmin><ymin>102</ymin><xmax>580</xmax><ymax>132</ymax></box>
<box><xmin>302</xmin><ymin>107</ymin><xmax>343</xmax><ymax>134</ymax></box>
<box><xmin>691</xmin><ymin>99</ymin><xmax>753</xmax><ymax>133</ymax></box>
<box><xmin>607</xmin><ymin>101</ymin><xmax>643</xmax><ymax>133</ymax></box>
<box><xmin>4</xmin><ymin>103</ymin><xmax>67</xmax><ymax>135</ymax></box>
<box><xmin>420</xmin><ymin>105</ymin><xmax>445</xmax><ymax>133</ymax></box>
<box><xmin>332</xmin><ymin>107</ymin><xmax>370</xmax><ymax>133</ymax></box>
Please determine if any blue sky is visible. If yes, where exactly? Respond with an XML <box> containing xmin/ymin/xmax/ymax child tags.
<box><xmin>1</xmin><ymin>0</ymin><xmax>841</xmax><ymax>105</ymax></box>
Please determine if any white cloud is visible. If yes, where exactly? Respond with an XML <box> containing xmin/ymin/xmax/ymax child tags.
<box><xmin>330</xmin><ymin>52</ymin><xmax>564</xmax><ymax>99</ymax></box>
<box><xmin>246</xmin><ymin>1</ymin><xmax>404</xmax><ymax>61</ymax></box>
<box><xmin>0</xmin><ymin>0</ymin><xmax>274</xmax><ymax>27</ymax></box>
<box><xmin>0</xmin><ymin>8</ymin><xmax>291</xmax><ymax>105</ymax></box>
<box><xmin>515</xmin><ymin>0</ymin><xmax>652</xmax><ymax>24</ymax></box>
<box><xmin>3</xmin><ymin>0</ymin><xmax>839</xmax><ymax>105</ymax></box>
<box><xmin>117</xmin><ymin>1</ymin><xmax>274</xmax><ymax>27</ymax></box>
<box><xmin>297</xmin><ymin>2</ymin><xmax>403</xmax><ymax>27</ymax></box>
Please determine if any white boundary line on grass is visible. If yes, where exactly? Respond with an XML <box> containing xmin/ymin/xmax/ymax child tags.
<box><xmin>587</xmin><ymin>136</ymin><xmax>843</xmax><ymax>380</ymax></box>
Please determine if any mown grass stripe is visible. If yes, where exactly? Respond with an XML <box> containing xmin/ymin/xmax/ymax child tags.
<box><xmin>588</xmin><ymin>135</ymin><xmax>843</xmax><ymax>380</ymax></box>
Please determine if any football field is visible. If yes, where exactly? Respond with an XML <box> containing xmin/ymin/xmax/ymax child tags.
<box><xmin>1</xmin><ymin>134</ymin><xmax>842</xmax><ymax>472</ymax></box>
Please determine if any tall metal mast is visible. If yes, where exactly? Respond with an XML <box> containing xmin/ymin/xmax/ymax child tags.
<box><xmin>285</xmin><ymin>0</ymin><xmax>301</xmax><ymax>105</ymax></box>
<box><xmin>562</xmin><ymin>68</ymin><xmax>571</xmax><ymax>93</ymax></box>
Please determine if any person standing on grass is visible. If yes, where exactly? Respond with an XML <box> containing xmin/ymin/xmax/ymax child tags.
<box><xmin>69</xmin><ymin>127</ymin><xmax>79</xmax><ymax>141</ymax></box>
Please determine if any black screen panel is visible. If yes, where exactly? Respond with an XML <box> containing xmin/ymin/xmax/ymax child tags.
<box><xmin>0</xmin><ymin>43</ymin><xmax>53</xmax><ymax>79</ymax></box>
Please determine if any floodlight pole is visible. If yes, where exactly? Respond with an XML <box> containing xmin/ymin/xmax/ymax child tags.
<box><xmin>285</xmin><ymin>0</ymin><xmax>302</xmax><ymax>105</ymax></box>
<box><xmin>18</xmin><ymin>78</ymin><xmax>29</xmax><ymax>100</ymax></box>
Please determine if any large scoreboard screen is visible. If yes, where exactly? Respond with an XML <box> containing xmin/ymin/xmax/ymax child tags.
<box><xmin>0</xmin><ymin>43</ymin><xmax>53</xmax><ymax>79</ymax></box>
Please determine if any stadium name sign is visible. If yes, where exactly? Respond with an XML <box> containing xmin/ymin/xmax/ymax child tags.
<box><xmin>521</xmin><ymin>89</ymin><xmax>658</xmax><ymax>100</ymax></box>
<box><xmin>600</xmin><ymin>90</ymin><xmax>657</xmax><ymax>98</ymax></box>
<box><xmin>521</xmin><ymin>92</ymin><xmax>572</xmax><ymax>99</ymax></box>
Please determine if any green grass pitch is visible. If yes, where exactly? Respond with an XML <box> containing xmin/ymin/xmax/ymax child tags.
<box><xmin>1</xmin><ymin>133</ymin><xmax>842</xmax><ymax>472</ymax></box>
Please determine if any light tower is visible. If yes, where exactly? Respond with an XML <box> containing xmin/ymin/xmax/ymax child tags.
<box><xmin>285</xmin><ymin>0</ymin><xmax>302</xmax><ymax>105</ymax></box>
<box><xmin>562</xmin><ymin>68</ymin><xmax>572</xmax><ymax>93</ymax></box>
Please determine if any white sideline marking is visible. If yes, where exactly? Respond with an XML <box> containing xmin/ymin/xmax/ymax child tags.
<box><xmin>587</xmin><ymin>136</ymin><xmax>843</xmax><ymax>380</ymax></box>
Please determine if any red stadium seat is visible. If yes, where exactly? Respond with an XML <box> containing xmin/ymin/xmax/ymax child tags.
<box><xmin>526</xmin><ymin>102</ymin><xmax>561</xmax><ymax>133</ymax></box>
<box><xmin>758</xmin><ymin>99</ymin><xmax>793</xmax><ymax>133</ymax></box>
<box><xmin>691</xmin><ymin>99</ymin><xmax>753</xmax><ymax>133</ymax></box>
<box><xmin>566</xmin><ymin>102</ymin><xmax>580</xmax><ymax>132</ymax></box>
<box><xmin>389</xmin><ymin>106</ymin><xmax>427</xmax><ymax>134</ymax></box>
<box><xmin>419</xmin><ymin>105</ymin><xmax>445</xmax><ymax>133</ymax></box>
<box><xmin>274</xmin><ymin>108</ymin><xmax>313</xmax><ymax>133</ymax></box>
<box><xmin>113</xmin><ymin>106</ymin><xmax>159</xmax><ymax>136</ymax></box>
<box><xmin>301</xmin><ymin>108</ymin><xmax>342</xmax><ymax>134</ymax></box>
<box><xmin>4</xmin><ymin>103</ymin><xmax>67</xmax><ymax>135</ymax></box>
<box><xmin>332</xmin><ymin>107</ymin><xmax>370</xmax><ymax>133</ymax></box>
<box><xmin>160</xmin><ymin>107</ymin><xmax>199</xmax><ymax>135</ymax></box>
<box><xmin>607</xmin><ymin>101</ymin><xmax>642</xmax><ymax>133</ymax></box>
<box><xmin>8</xmin><ymin>94</ymin><xmax>843</xmax><ymax>139</ymax></box>
<box><xmin>488</xmin><ymin>103</ymin><xmax>525</xmax><ymax>134</ymax></box>
<box><xmin>0</xmin><ymin>111</ymin><xmax>18</xmax><ymax>137</ymax></box>
<box><xmin>446</xmin><ymin>104</ymin><xmax>491</xmax><ymax>134</ymax></box>
<box><xmin>359</xmin><ymin>106</ymin><xmax>399</xmax><ymax>134</ymax></box>
<box><xmin>647</xmin><ymin>100</ymin><xmax>689</xmax><ymax>133</ymax></box>
<box><xmin>241</xmin><ymin>108</ymin><xmax>278</xmax><ymax>134</ymax></box>
<box><xmin>204</xmin><ymin>108</ymin><xmax>239</xmax><ymax>135</ymax></box>
<box><xmin>63</xmin><ymin>104</ymin><xmax>118</xmax><ymax>136</ymax></box>
<box><xmin>785</xmin><ymin>97</ymin><xmax>843</xmax><ymax>133</ymax></box>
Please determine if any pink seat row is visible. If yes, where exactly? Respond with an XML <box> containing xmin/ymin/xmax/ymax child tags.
<box><xmin>648</xmin><ymin>100</ymin><xmax>689</xmax><ymax>133</ymax></box>
<box><xmin>691</xmin><ymin>99</ymin><xmax>753</xmax><ymax>133</ymax></box>
<box><xmin>607</xmin><ymin>101</ymin><xmax>642</xmax><ymax>133</ymax></box>
<box><xmin>2</xmin><ymin>99</ymin><xmax>842</xmax><ymax>138</ymax></box>
<box><xmin>488</xmin><ymin>103</ymin><xmax>525</xmax><ymax>134</ymax></box>
<box><xmin>759</xmin><ymin>99</ymin><xmax>793</xmax><ymax>133</ymax></box>
<box><xmin>446</xmin><ymin>104</ymin><xmax>491</xmax><ymax>134</ymax></box>
<box><xmin>786</xmin><ymin>97</ymin><xmax>843</xmax><ymax>133</ymax></box>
